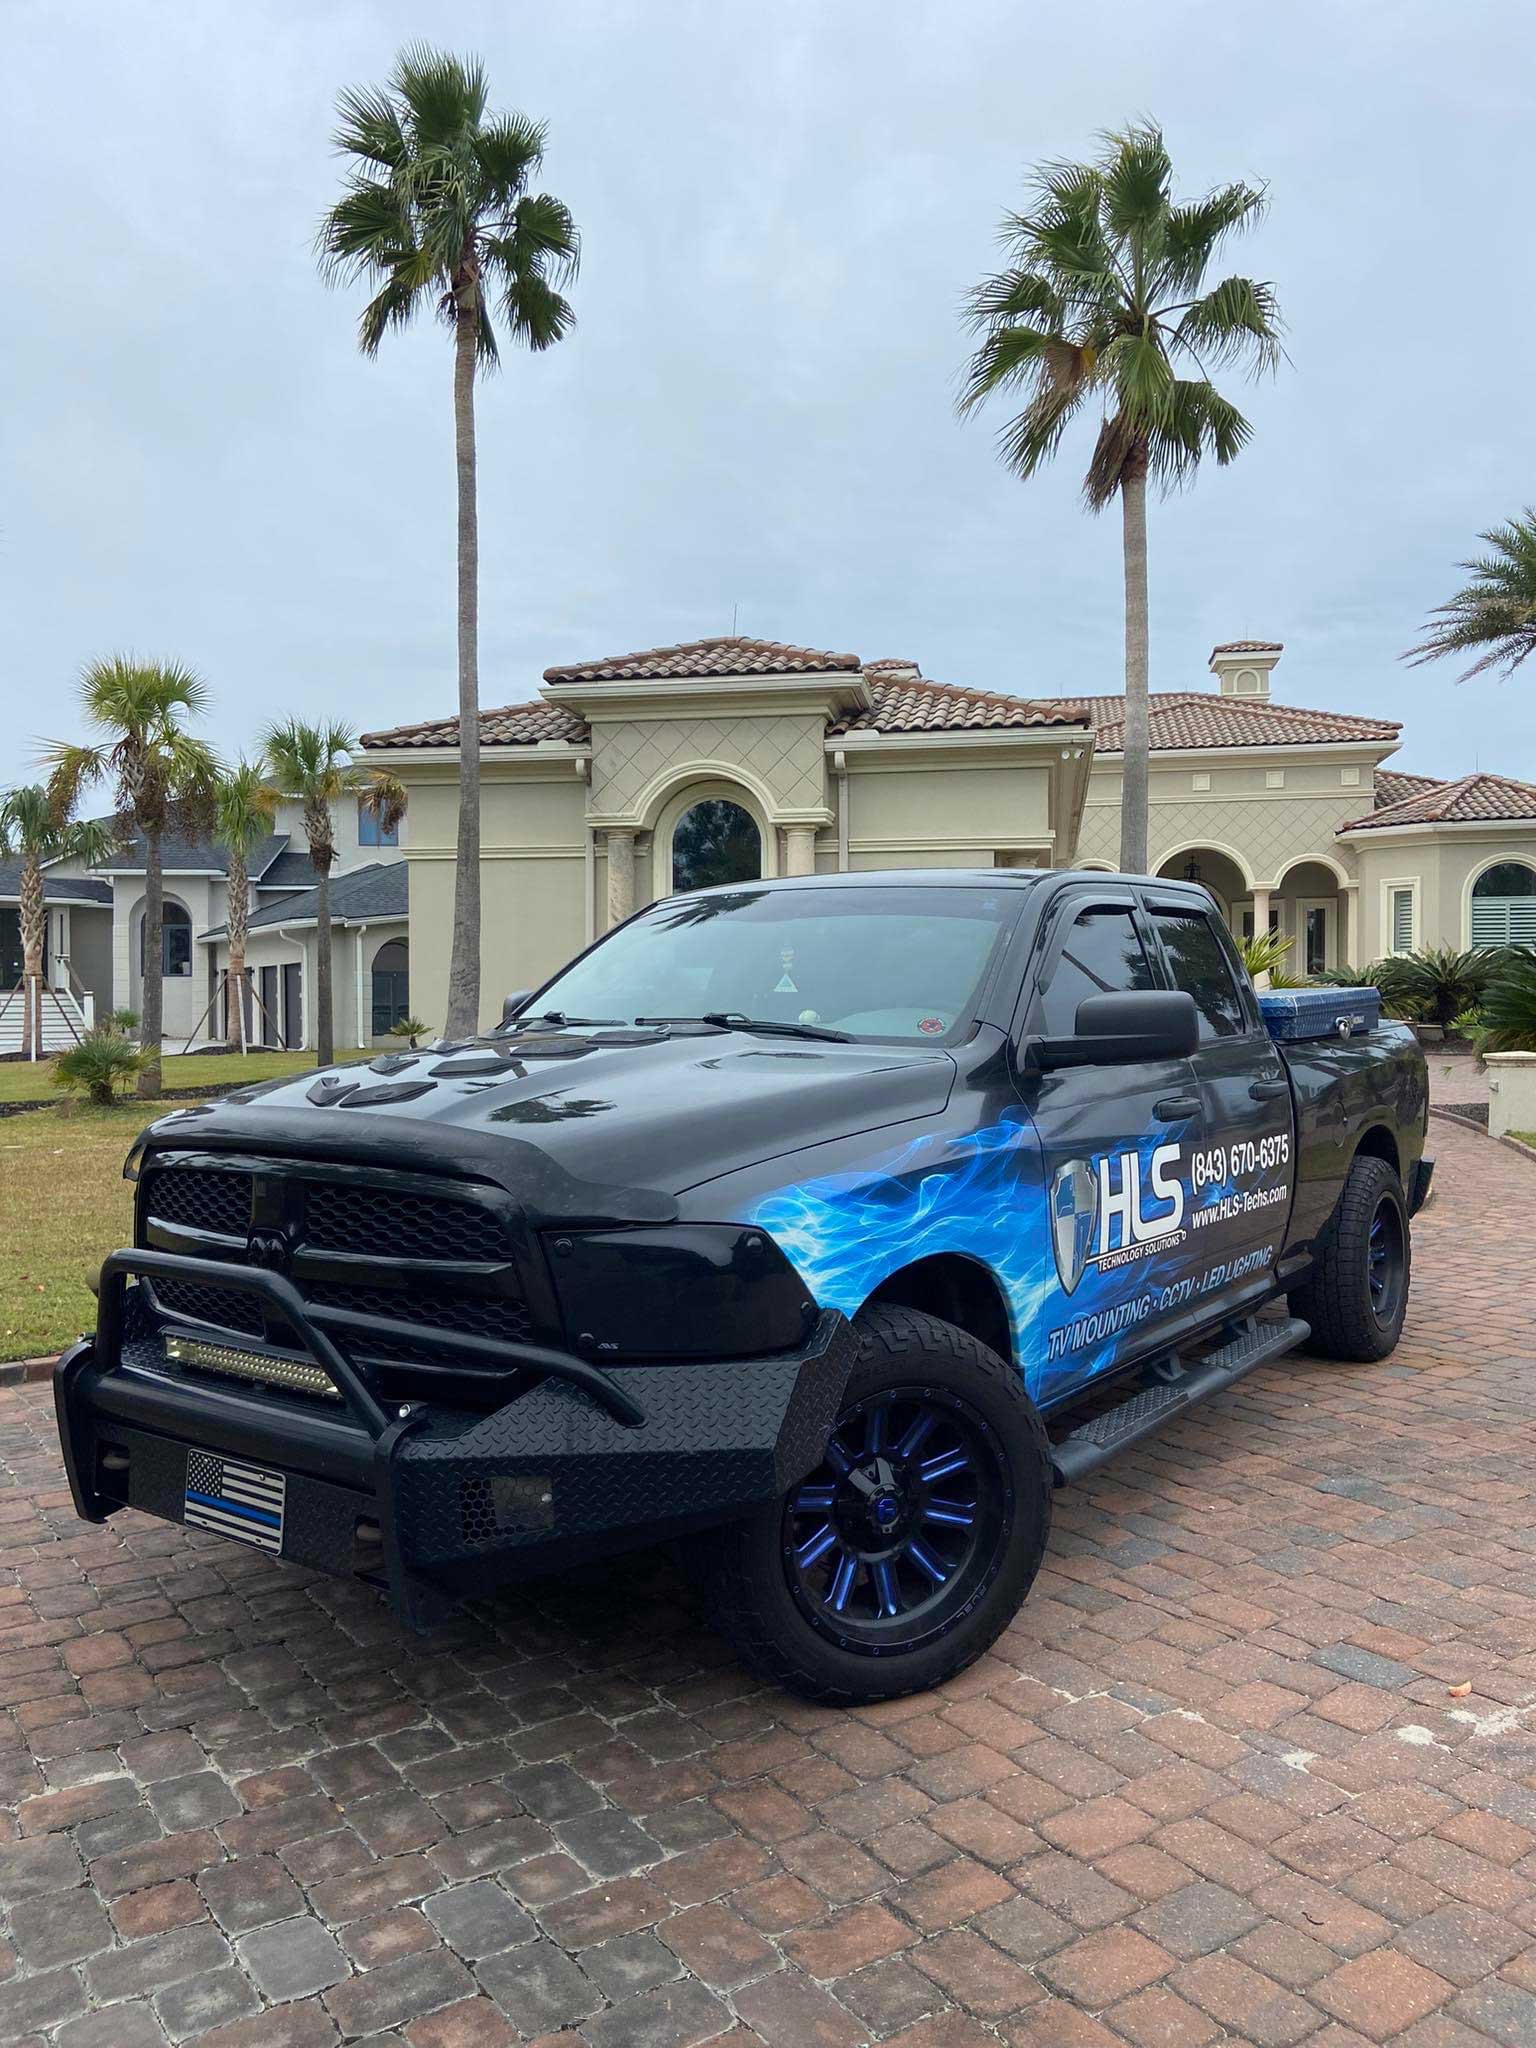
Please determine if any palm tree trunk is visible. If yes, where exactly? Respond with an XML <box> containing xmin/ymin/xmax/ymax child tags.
<box><xmin>19</xmin><ymin>850</ymin><xmax>43</xmax><ymax>1062</ymax></box>
<box><xmin>444</xmin><ymin>294</ymin><xmax>482</xmax><ymax>1042</ymax></box>
<box><xmin>226</xmin><ymin>848</ymin><xmax>248</xmax><ymax>1053</ymax></box>
<box><xmin>139</xmin><ymin>827</ymin><xmax>164</xmax><ymax>1097</ymax></box>
<box><xmin>315</xmin><ymin>859</ymin><xmax>333</xmax><ymax>1066</ymax></box>
<box><xmin>1119</xmin><ymin>455</ymin><xmax>1151</xmax><ymax>875</ymax></box>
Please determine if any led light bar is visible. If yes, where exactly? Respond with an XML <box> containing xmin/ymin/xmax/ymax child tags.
<box><xmin>164</xmin><ymin>1334</ymin><xmax>340</xmax><ymax>1400</ymax></box>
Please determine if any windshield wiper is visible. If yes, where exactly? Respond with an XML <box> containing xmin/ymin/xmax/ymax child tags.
<box><xmin>503</xmin><ymin>1010</ymin><xmax>624</xmax><ymax>1031</ymax></box>
<box><xmin>700</xmin><ymin>1011</ymin><xmax>853</xmax><ymax>1043</ymax></box>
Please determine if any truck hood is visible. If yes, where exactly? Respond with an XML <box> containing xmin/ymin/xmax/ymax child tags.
<box><xmin>142</xmin><ymin>1030</ymin><xmax>957</xmax><ymax>1211</ymax></box>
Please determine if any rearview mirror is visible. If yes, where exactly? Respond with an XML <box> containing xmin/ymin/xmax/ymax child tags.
<box><xmin>501</xmin><ymin>989</ymin><xmax>534</xmax><ymax>1026</ymax></box>
<box><xmin>1030</xmin><ymin>989</ymin><xmax>1199</xmax><ymax>1071</ymax></box>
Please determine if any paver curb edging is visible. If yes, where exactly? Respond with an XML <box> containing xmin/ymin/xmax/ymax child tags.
<box><xmin>1429</xmin><ymin>1099</ymin><xmax>1536</xmax><ymax>1168</ymax></box>
<box><xmin>0</xmin><ymin>1352</ymin><xmax>59</xmax><ymax>1386</ymax></box>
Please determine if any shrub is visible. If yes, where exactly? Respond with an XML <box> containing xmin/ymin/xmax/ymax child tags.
<box><xmin>1480</xmin><ymin>949</ymin><xmax>1536</xmax><ymax>1052</ymax></box>
<box><xmin>1238</xmin><ymin>930</ymin><xmax>1295</xmax><ymax>985</ymax></box>
<box><xmin>54</xmin><ymin>1027</ymin><xmax>145</xmax><ymax>1105</ymax></box>
<box><xmin>388</xmin><ymin>1016</ymin><xmax>430</xmax><ymax>1050</ymax></box>
<box><xmin>1373</xmin><ymin>946</ymin><xmax>1504</xmax><ymax>1031</ymax></box>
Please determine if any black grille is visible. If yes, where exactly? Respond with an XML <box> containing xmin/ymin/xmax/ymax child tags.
<box><xmin>302</xmin><ymin>1183</ymin><xmax>506</xmax><ymax>1261</ymax></box>
<box><xmin>151</xmin><ymin>1278</ymin><xmax>266</xmax><ymax>1339</ymax></box>
<box><xmin>303</xmin><ymin>1280</ymin><xmax>532</xmax><ymax>1348</ymax></box>
<box><xmin>140</xmin><ymin>1159</ymin><xmax>528</xmax><ymax>1372</ymax></box>
<box><xmin>143</xmin><ymin>1167</ymin><xmax>251</xmax><ymax>1237</ymax></box>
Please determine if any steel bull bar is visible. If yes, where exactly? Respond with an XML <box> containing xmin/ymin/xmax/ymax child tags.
<box><xmin>54</xmin><ymin>1248</ymin><xmax>854</xmax><ymax>1630</ymax></box>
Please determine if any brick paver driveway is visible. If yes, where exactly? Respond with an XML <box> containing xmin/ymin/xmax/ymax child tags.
<box><xmin>4</xmin><ymin>1115</ymin><xmax>1536</xmax><ymax>2048</ymax></box>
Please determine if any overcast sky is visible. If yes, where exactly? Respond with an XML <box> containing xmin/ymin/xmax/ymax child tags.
<box><xmin>4</xmin><ymin>0</ymin><xmax>1533</xmax><ymax>791</ymax></box>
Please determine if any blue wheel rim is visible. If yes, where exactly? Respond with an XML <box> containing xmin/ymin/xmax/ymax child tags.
<box><xmin>782</xmin><ymin>1388</ymin><xmax>1011</xmax><ymax>1653</ymax></box>
<box><xmin>1368</xmin><ymin>1197</ymin><xmax>1403</xmax><ymax>1317</ymax></box>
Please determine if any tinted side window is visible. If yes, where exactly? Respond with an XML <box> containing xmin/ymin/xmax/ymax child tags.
<box><xmin>1151</xmin><ymin>910</ymin><xmax>1246</xmax><ymax>1040</ymax></box>
<box><xmin>1038</xmin><ymin>908</ymin><xmax>1153</xmax><ymax>1036</ymax></box>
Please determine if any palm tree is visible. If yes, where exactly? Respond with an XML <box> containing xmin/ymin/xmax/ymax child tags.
<box><xmin>1405</xmin><ymin>512</ymin><xmax>1536</xmax><ymax>682</ymax></box>
<box><xmin>215</xmin><ymin>758</ymin><xmax>280</xmax><ymax>1052</ymax></box>
<box><xmin>960</xmin><ymin>124</ymin><xmax>1283</xmax><ymax>872</ymax></box>
<box><xmin>44</xmin><ymin>660</ymin><xmax>218</xmax><ymax>1097</ymax></box>
<box><xmin>263</xmin><ymin>720</ymin><xmax>405</xmax><ymax>1066</ymax></box>
<box><xmin>0</xmin><ymin>786</ymin><xmax>118</xmax><ymax>1059</ymax></box>
<box><xmin>318</xmin><ymin>45</ymin><xmax>579</xmax><ymax>1039</ymax></box>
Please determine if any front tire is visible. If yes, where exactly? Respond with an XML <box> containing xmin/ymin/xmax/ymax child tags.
<box><xmin>700</xmin><ymin>1306</ymin><xmax>1052</xmax><ymax>1704</ymax></box>
<box><xmin>1289</xmin><ymin>1152</ymin><xmax>1410</xmax><ymax>1362</ymax></box>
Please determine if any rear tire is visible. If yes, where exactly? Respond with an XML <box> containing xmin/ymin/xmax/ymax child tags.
<box><xmin>699</xmin><ymin>1306</ymin><xmax>1052</xmax><ymax>1705</ymax></box>
<box><xmin>1289</xmin><ymin>1153</ymin><xmax>1410</xmax><ymax>1362</ymax></box>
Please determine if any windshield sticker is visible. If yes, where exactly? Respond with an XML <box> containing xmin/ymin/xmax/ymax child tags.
<box><xmin>918</xmin><ymin>1016</ymin><xmax>946</xmax><ymax>1035</ymax></box>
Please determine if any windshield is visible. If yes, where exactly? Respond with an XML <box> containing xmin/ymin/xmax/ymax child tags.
<box><xmin>513</xmin><ymin>885</ymin><xmax>1026</xmax><ymax>1044</ymax></box>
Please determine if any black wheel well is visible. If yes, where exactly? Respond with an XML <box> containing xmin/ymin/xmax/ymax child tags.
<box><xmin>1354</xmin><ymin>1123</ymin><xmax>1401</xmax><ymax>1180</ymax></box>
<box><xmin>864</xmin><ymin>1255</ymin><xmax>1014</xmax><ymax>1369</ymax></box>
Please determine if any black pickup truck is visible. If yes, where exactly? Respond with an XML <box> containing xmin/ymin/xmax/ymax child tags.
<box><xmin>56</xmin><ymin>870</ymin><xmax>1430</xmax><ymax>1702</ymax></box>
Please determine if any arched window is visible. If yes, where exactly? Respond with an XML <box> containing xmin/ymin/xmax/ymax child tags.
<box><xmin>671</xmin><ymin>799</ymin><xmax>762</xmax><ymax>894</ymax></box>
<box><xmin>370</xmin><ymin>938</ymin><xmax>410</xmax><ymax>1036</ymax></box>
<box><xmin>141</xmin><ymin>900</ymin><xmax>192</xmax><ymax>977</ymax></box>
<box><xmin>1471</xmin><ymin>862</ymin><xmax>1536</xmax><ymax>947</ymax></box>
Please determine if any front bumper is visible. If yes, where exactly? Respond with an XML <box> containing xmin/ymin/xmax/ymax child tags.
<box><xmin>55</xmin><ymin>1248</ymin><xmax>854</xmax><ymax>1629</ymax></box>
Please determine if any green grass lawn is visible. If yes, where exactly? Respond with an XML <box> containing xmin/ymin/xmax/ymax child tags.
<box><xmin>0</xmin><ymin>1047</ymin><xmax>359</xmax><ymax>1106</ymax></box>
<box><xmin>2</xmin><ymin>1103</ymin><xmax>146</xmax><ymax>1361</ymax></box>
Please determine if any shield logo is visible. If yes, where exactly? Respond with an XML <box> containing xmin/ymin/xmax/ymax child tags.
<box><xmin>1050</xmin><ymin>1159</ymin><xmax>1097</xmax><ymax>1296</ymax></box>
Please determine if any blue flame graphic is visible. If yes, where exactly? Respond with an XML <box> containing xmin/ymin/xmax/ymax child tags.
<box><xmin>743</xmin><ymin>1111</ymin><xmax>1224</xmax><ymax>1407</ymax></box>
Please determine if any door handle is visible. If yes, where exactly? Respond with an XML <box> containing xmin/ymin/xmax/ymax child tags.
<box><xmin>1154</xmin><ymin>1094</ymin><xmax>1200</xmax><ymax>1121</ymax></box>
<box><xmin>1249</xmin><ymin>1078</ymin><xmax>1289</xmax><ymax>1101</ymax></box>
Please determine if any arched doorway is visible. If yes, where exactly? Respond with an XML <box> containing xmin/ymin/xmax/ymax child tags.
<box><xmin>370</xmin><ymin>938</ymin><xmax>410</xmax><ymax>1038</ymax></box>
<box><xmin>1471</xmin><ymin>860</ymin><xmax>1536</xmax><ymax>948</ymax></box>
<box><xmin>1154</xmin><ymin>847</ymin><xmax>1250</xmax><ymax>926</ymax></box>
<box><xmin>671</xmin><ymin>798</ymin><xmax>762</xmax><ymax>894</ymax></box>
<box><xmin>1273</xmin><ymin>859</ymin><xmax>1348</xmax><ymax>976</ymax></box>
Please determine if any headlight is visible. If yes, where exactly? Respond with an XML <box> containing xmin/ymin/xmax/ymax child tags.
<box><xmin>542</xmin><ymin>1223</ymin><xmax>813</xmax><ymax>1362</ymax></box>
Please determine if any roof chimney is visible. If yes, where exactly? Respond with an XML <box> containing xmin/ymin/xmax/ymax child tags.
<box><xmin>1209</xmin><ymin>640</ymin><xmax>1282</xmax><ymax>699</ymax></box>
<box><xmin>864</xmin><ymin>657</ymin><xmax>922</xmax><ymax>681</ymax></box>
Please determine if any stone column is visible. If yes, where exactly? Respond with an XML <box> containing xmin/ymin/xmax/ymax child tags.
<box><xmin>606</xmin><ymin>829</ymin><xmax>636</xmax><ymax>929</ymax></box>
<box><xmin>783</xmin><ymin>826</ymin><xmax>818</xmax><ymax>877</ymax></box>
<box><xmin>1340</xmin><ymin>884</ymin><xmax>1357</xmax><ymax>968</ymax></box>
<box><xmin>1251</xmin><ymin>885</ymin><xmax>1271</xmax><ymax>937</ymax></box>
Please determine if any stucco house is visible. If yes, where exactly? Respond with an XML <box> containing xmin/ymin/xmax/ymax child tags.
<box><xmin>2</xmin><ymin>793</ymin><xmax>407</xmax><ymax>1054</ymax></box>
<box><xmin>359</xmin><ymin>632</ymin><xmax>1536</xmax><ymax>1032</ymax></box>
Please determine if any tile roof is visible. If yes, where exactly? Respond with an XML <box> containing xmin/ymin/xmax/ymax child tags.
<box><xmin>1055</xmin><ymin>692</ymin><xmax>1401</xmax><ymax>752</ymax></box>
<box><xmin>832</xmin><ymin>677</ymin><xmax>1087</xmax><ymax>735</ymax></box>
<box><xmin>1341</xmin><ymin>771</ymin><xmax>1536</xmax><ymax>832</ymax></box>
<box><xmin>1211</xmin><ymin>639</ymin><xmax>1283</xmax><ymax>654</ymax></box>
<box><xmin>542</xmin><ymin>635</ymin><xmax>861</xmax><ymax>683</ymax></box>
<box><xmin>1374</xmin><ymin>769</ymin><xmax>1445</xmax><ymax>810</ymax></box>
<box><xmin>202</xmin><ymin>861</ymin><xmax>407</xmax><ymax>940</ymax></box>
<box><xmin>361</xmin><ymin>701</ymin><xmax>587</xmax><ymax>749</ymax></box>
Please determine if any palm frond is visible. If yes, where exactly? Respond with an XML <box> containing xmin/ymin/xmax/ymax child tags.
<box><xmin>1159</xmin><ymin>182</ymin><xmax>1268</xmax><ymax>296</ymax></box>
<box><xmin>495</xmin><ymin>268</ymin><xmax>576</xmax><ymax>352</ymax></box>
<box><xmin>1172</xmin><ymin>276</ymin><xmax>1282</xmax><ymax>375</ymax></box>
<box><xmin>392</xmin><ymin>44</ymin><xmax>488</xmax><ymax>147</ymax></box>
<box><xmin>331</xmin><ymin>84</ymin><xmax>409</xmax><ymax>171</ymax></box>
<box><xmin>1099</xmin><ymin>122</ymin><xmax>1172</xmax><ymax>245</ymax></box>
<box><xmin>1404</xmin><ymin>511</ymin><xmax>1536</xmax><ymax>679</ymax></box>
<box><xmin>473</xmin><ymin>113</ymin><xmax>547</xmax><ymax>202</ymax></box>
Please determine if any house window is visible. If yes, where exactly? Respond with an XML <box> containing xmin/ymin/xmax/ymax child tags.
<box><xmin>671</xmin><ymin>799</ymin><xmax>762</xmax><ymax>894</ymax></box>
<box><xmin>370</xmin><ymin>938</ymin><xmax>410</xmax><ymax>1036</ymax></box>
<box><xmin>1389</xmin><ymin>884</ymin><xmax>1416</xmax><ymax>956</ymax></box>
<box><xmin>1471</xmin><ymin>862</ymin><xmax>1536</xmax><ymax>947</ymax></box>
<box><xmin>359</xmin><ymin>801</ymin><xmax>399</xmax><ymax>849</ymax></box>
<box><xmin>141</xmin><ymin>901</ymin><xmax>192</xmax><ymax>977</ymax></box>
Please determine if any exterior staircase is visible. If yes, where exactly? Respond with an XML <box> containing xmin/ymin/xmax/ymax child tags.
<box><xmin>0</xmin><ymin>981</ymin><xmax>92</xmax><ymax>1058</ymax></box>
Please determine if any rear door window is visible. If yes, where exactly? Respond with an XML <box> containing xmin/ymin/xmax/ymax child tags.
<box><xmin>1149</xmin><ymin>910</ymin><xmax>1247</xmax><ymax>1040</ymax></box>
<box><xmin>1036</xmin><ymin>907</ymin><xmax>1154</xmax><ymax>1036</ymax></box>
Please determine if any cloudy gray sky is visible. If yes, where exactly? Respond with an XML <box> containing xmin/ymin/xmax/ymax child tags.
<box><xmin>4</xmin><ymin>0</ymin><xmax>1533</xmax><ymax>789</ymax></box>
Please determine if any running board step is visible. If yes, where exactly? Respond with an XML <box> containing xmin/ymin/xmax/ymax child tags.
<box><xmin>1050</xmin><ymin>1315</ymin><xmax>1310</xmax><ymax>1486</ymax></box>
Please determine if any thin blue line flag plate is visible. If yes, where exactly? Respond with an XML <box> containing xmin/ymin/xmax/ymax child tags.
<box><xmin>184</xmin><ymin>1449</ymin><xmax>285</xmax><ymax>1553</ymax></box>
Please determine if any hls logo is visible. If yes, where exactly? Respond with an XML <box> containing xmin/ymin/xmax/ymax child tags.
<box><xmin>1051</xmin><ymin>1143</ymin><xmax>1186</xmax><ymax>1295</ymax></box>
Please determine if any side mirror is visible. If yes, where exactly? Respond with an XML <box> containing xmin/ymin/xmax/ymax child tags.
<box><xmin>501</xmin><ymin>989</ymin><xmax>534</xmax><ymax>1026</ymax></box>
<box><xmin>1031</xmin><ymin>989</ymin><xmax>1199</xmax><ymax>1071</ymax></box>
